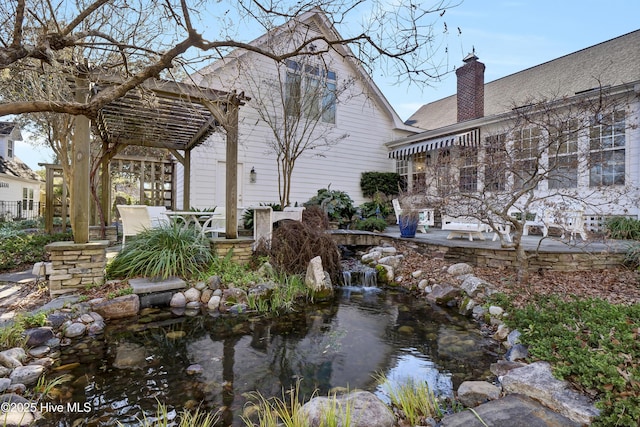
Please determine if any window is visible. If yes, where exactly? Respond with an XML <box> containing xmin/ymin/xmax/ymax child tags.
<box><xmin>412</xmin><ymin>152</ymin><xmax>427</xmax><ymax>188</ymax></box>
<box><xmin>22</xmin><ymin>188</ymin><xmax>34</xmax><ymax>211</ymax></box>
<box><xmin>7</xmin><ymin>140</ymin><xmax>14</xmax><ymax>158</ymax></box>
<box><xmin>396</xmin><ymin>158</ymin><xmax>409</xmax><ymax>191</ymax></box>
<box><xmin>548</xmin><ymin>120</ymin><xmax>578</xmax><ymax>189</ymax></box>
<box><xmin>484</xmin><ymin>133</ymin><xmax>507</xmax><ymax>191</ymax></box>
<box><xmin>285</xmin><ymin>60</ymin><xmax>337</xmax><ymax>124</ymax></box>
<box><xmin>589</xmin><ymin>110</ymin><xmax>625</xmax><ymax>186</ymax></box>
<box><xmin>459</xmin><ymin>146</ymin><xmax>478</xmax><ymax>193</ymax></box>
<box><xmin>513</xmin><ymin>127</ymin><xmax>540</xmax><ymax>189</ymax></box>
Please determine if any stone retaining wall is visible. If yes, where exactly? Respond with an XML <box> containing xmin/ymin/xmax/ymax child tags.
<box><xmin>45</xmin><ymin>240</ymin><xmax>109</xmax><ymax>296</ymax></box>
<box><xmin>213</xmin><ymin>238</ymin><xmax>254</xmax><ymax>265</ymax></box>
<box><xmin>329</xmin><ymin>232</ymin><xmax>625</xmax><ymax>271</ymax></box>
<box><xmin>89</xmin><ymin>226</ymin><xmax>118</xmax><ymax>245</ymax></box>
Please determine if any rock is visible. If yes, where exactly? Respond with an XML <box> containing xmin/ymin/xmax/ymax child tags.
<box><xmin>129</xmin><ymin>276</ymin><xmax>186</xmax><ymax>294</ymax></box>
<box><xmin>28</xmin><ymin>357</ymin><xmax>55</xmax><ymax>368</ymax></box>
<box><xmin>447</xmin><ymin>263</ymin><xmax>473</xmax><ymax>276</ymax></box>
<box><xmin>248</xmin><ymin>282</ymin><xmax>277</xmax><ymax>300</ymax></box>
<box><xmin>488</xmin><ymin>305</ymin><xmax>504</xmax><ymax>317</ymax></box>
<box><xmin>507</xmin><ymin>329</ymin><xmax>522</xmax><ymax>347</ymax></box>
<box><xmin>46</xmin><ymin>313</ymin><xmax>69</xmax><ymax>329</ymax></box>
<box><xmin>0</xmin><ymin>378</ymin><xmax>10</xmax><ymax>392</ymax></box>
<box><xmin>10</xmin><ymin>365</ymin><xmax>45</xmax><ymax>386</ymax></box>
<box><xmin>361</xmin><ymin>251</ymin><xmax>382</xmax><ymax>264</ymax></box>
<box><xmin>91</xmin><ymin>294</ymin><xmax>140</xmax><ymax>319</ymax></box>
<box><xmin>169</xmin><ymin>292</ymin><xmax>187</xmax><ymax>308</ymax></box>
<box><xmin>219</xmin><ymin>288</ymin><xmax>249</xmax><ymax>313</ymax></box>
<box><xmin>471</xmin><ymin>305</ymin><xmax>486</xmax><ymax>320</ymax></box>
<box><xmin>87</xmin><ymin>320</ymin><xmax>106</xmax><ymax>335</ymax></box>
<box><xmin>89</xmin><ymin>312</ymin><xmax>104</xmax><ymax>323</ymax></box>
<box><xmin>257</xmin><ymin>261</ymin><xmax>275</xmax><ymax>277</ymax></box>
<box><xmin>0</xmin><ymin>366</ymin><xmax>12</xmax><ymax>377</ymax></box>
<box><xmin>457</xmin><ymin>381</ymin><xmax>501</xmax><ymax>407</ymax></box>
<box><xmin>490</xmin><ymin>360</ymin><xmax>527</xmax><ymax>378</ymax></box>
<box><xmin>7</xmin><ymin>383</ymin><xmax>26</xmax><ymax>394</ymax></box>
<box><xmin>411</xmin><ymin>270</ymin><xmax>423</xmax><ymax>279</ymax></box>
<box><xmin>186</xmin><ymin>301</ymin><xmax>200</xmax><ymax>309</ymax></box>
<box><xmin>301</xmin><ymin>391</ymin><xmax>395</xmax><ymax>427</ymax></box>
<box><xmin>184</xmin><ymin>287</ymin><xmax>201</xmax><ymax>303</ymax></box>
<box><xmin>501</xmin><ymin>362</ymin><xmax>600</xmax><ymax>425</ymax></box>
<box><xmin>0</xmin><ymin>394</ymin><xmax>38</xmax><ymax>426</ymax></box>
<box><xmin>166</xmin><ymin>331</ymin><xmax>186</xmax><ymax>340</ymax></box>
<box><xmin>380</xmin><ymin>246</ymin><xmax>397</xmax><ymax>255</ymax></box>
<box><xmin>418</xmin><ymin>279</ymin><xmax>429</xmax><ymax>290</ymax></box>
<box><xmin>24</xmin><ymin>327</ymin><xmax>54</xmax><ymax>348</ymax></box>
<box><xmin>207</xmin><ymin>275</ymin><xmax>222</xmax><ymax>290</ymax></box>
<box><xmin>28</xmin><ymin>346</ymin><xmax>50</xmax><ymax>358</ymax></box>
<box><xmin>64</xmin><ymin>322</ymin><xmax>86</xmax><ymax>338</ymax></box>
<box><xmin>441</xmin><ymin>394</ymin><xmax>581</xmax><ymax>427</ymax></box>
<box><xmin>460</xmin><ymin>275</ymin><xmax>490</xmax><ymax>297</ymax></box>
<box><xmin>0</xmin><ymin>348</ymin><xmax>25</xmax><ymax>369</ymax></box>
<box><xmin>377</xmin><ymin>255</ymin><xmax>403</xmax><ymax>270</ymax></box>
<box><xmin>425</xmin><ymin>284</ymin><xmax>462</xmax><ymax>305</ymax></box>
<box><xmin>186</xmin><ymin>364</ymin><xmax>203</xmax><ymax>375</ymax></box>
<box><xmin>200</xmin><ymin>289</ymin><xmax>213</xmax><ymax>304</ymax></box>
<box><xmin>304</xmin><ymin>256</ymin><xmax>333</xmax><ymax>299</ymax></box>
<box><xmin>112</xmin><ymin>342</ymin><xmax>146</xmax><ymax>370</ymax></box>
<box><xmin>494</xmin><ymin>324</ymin><xmax>510</xmax><ymax>341</ymax></box>
<box><xmin>80</xmin><ymin>313</ymin><xmax>95</xmax><ymax>323</ymax></box>
<box><xmin>458</xmin><ymin>297</ymin><xmax>476</xmax><ymax>316</ymax></box>
<box><xmin>505</xmin><ymin>344</ymin><xmax>529</xmax><ymax>361</ymax></box>
<box><xmin>194</xmin><ymin>281</ymin><xmax>207</xmax><ymax>291</ymax></box>
<box><xmin>207</xmin><ymin>295</ymin><xmax>221</xmax><ymax>311</ymax></box>
<box><xmin>376</xmin><ymin>264</ymin><xmax>394</xmax><ymax>284</ymax></box>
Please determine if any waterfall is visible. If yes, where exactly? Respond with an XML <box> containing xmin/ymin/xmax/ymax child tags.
<box><xmin>340</xmin><ymin>263</ymin><xmax>378</xmax><ymax>289</ymax></box>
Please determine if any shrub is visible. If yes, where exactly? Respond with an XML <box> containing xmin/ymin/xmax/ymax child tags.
<box><xmin>505</xmin><ymin>296</ymin><xmax>640</xmax><ymax>426</ymax></box>
<box><xmin>304</xmin><ymin>187</ymin><xmax>355</xmax><ymax>226</ymax></box>
<box><xmin>0</xmin><ymin>230</ymin><xmax>72</xmax><ymax>272</ymax></box>
<box><xmin>354</xmin><ymin>217</ymin><xmax>388</xmax><ymax>232</ymax></box>
<box><xmin>360</xmin><ymin>172</ymin><xmax>402</xmax><ymax>198</ymax></box>
<box><xmin>606</xmin><ymin>216</ymin><xmax>640</xmax><ymax>240</ymax></box>
<box><xmin>106</xmin><ymin>224</ymin><xmax>214</xmax><ymax>280</ymax></box>
<box><xmin>264</xmin><ymin>220</ymin><xmax>341</xmax><ymax>283</ymax></box>
<box><xmin>302</xmin><ymin>205</ymin><xmax>330</xmax><ymax>230</ymax></box>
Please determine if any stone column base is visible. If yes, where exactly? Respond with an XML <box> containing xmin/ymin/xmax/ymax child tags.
<box><xmin>45</xmin><ymin>240</ymin><xmax>109</xmax><ymax>296</ymax></box>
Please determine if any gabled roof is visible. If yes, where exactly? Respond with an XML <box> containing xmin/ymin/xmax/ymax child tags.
<box><xmin>0</xmin><ymin>122</ymin><xmax>22</xmax><ymax>140</ymax></box>
<box><xmin>0</xmin><ymin>156</ymin><xmax>41</xmax><ymax>182</ymax></box>
<box><xmin>193</xmin><ymin>9</ymin><xmax>420</xmax><ymax>133</ymax></box>
<box><xmin>407</xmin><ymin>29</ymin><xmax>640</xmax><ymax>130</ymax></box>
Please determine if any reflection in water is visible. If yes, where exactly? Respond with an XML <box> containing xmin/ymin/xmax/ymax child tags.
<box><xmin>43</xmin><ymin>287</ymin><xmax>499</xmax><ymax>426</ymax></box>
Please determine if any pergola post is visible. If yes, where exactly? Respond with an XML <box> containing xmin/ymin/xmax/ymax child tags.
<box><xmin>100</xmin><ymin>143</ymin><xmax>111</xmax><ymax>226</ymax></box>
<box><xmin>183</xmin><ymin>149</ymin><xmax>191</xmax><ymax>210</ymax></box>
<box><xmin>72</xmin><ymin>77</ymin><xmax>91</xmax><ymax>243</ymax></box>
<box><xmin>225</xmin><ymin>102</ymin><xmax>239</xmax><ymax>239</ymax></box>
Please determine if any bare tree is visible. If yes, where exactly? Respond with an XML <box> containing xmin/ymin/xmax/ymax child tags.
<box><xmin>414</xmin><ymin>85</ymin><xmax>638</xmax><ymax>283</ymax></box>
<box><xmin>0</xmin><ymin>0</ymin><xmax>459</xmax><ymax>119</ymax></box>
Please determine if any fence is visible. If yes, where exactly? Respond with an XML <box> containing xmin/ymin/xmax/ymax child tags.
<box><xmin>0</xmin><ymin>200</ymin><xmax>44</xmax><ymax>221</ymax></box>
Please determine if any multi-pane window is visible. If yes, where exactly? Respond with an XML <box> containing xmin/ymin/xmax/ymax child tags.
<box><xmin>589</xmin><ymin>110</ymin><xmax>625</xmax><ymax>186</ymax></box>
<box><xmin>22</xmin><ymin>188</ymin><xmax>34</xmax><ymax>210</ymax></box>
<box><xmin>7</xmin><ymin>140</ymin><xmax>14</xmax><ymax>158</ymax></box>
<box><xmin>459</xmin><ymin>146</ymin><xmax>478</xmax><ymax>192</ymax></box>
<box><xmin>548</xmin><ymin>120</ymin><xmax>578</xmax><ymax>189</ymax></box>
<box><xmin>484</xmin><ymin>133</ymin><xmax>507</xmax><ymax>191</ymax></box>
<box><xmin>396</xmin><ymin>158</ymin><xmax>409</xmax><ymax>191</ymax></box>
<box><xmin>412</xmin><ymin>152</ymin><xmax>427</xmax><ymax>188</ymax></box>
<box><xmin>285</xmin><ymin>60</ymin><xmax>337</xmax><ymax>124</ymax></box>
<box><xmin>513</xmin><ymin>127</ymin><xmax>540</xmax><ymax>188</ymax></box>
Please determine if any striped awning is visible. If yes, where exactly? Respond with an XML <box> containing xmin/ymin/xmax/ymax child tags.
<box><xmin>388</xmin><ymin>129</ymin><xmax>479</xmax><ymax>159</ymax></box>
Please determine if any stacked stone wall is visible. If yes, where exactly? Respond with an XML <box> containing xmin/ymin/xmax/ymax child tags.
<box><xmin>45</xmin><ymin>240</ymin><xmax>109</xmax><ymax>296</ymax></box>
<box><xmin>213</xmin><ymin>239</ymin><xmax>254</xmax><ymax>265</ymax></box>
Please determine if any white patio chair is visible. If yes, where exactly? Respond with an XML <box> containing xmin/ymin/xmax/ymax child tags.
<box><xmin>201</xmin><ymin>206</ymin><xmax>226</xmax><ymax>238</ymax></box>
<box><xmin>146</xmin><ymin>206</ymin><xmax>169</xmax><ymax>228</ymax></box>
<box><xmin>392</xmin><ymin>198</ymin><xmax>434</xmax><ymax>233</ymax></box>
<box><xmin>523</xmin><ymin>208</ymin><xmax>554</xmax><ymax>237</ymax></box>
<box><xmin>560</xmin><ymin>210</ymin><xmax>588</xmax><ymax>241</ymax></box>
<box><xmin>117</xmin><ymin>205</ymin><xmax>152</xmax><ymax>247</ymax></box>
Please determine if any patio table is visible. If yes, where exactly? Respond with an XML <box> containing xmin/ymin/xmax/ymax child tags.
<box><xmin>164</xmin><ymin>211</ymin><xmax>224</xmax><ymax>236</ymax></box>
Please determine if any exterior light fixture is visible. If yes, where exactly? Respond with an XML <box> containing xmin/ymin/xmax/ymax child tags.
<box><xmin>250</xmin><ymin>167</ymin><xmax>257</xmax><ymax>183</ymax></box>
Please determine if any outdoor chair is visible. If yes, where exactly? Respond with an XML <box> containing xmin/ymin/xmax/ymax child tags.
<box><xmin>146</xmin><ymin>206</ymin><xmax>170</xmax><ymax>228</ymax></box>
<box><xmin>201</xmin><ymin>207</ymin><xmax>226</xmax><ymax>238</ymax></box>
<box><xmin>117</xmin><ymin>205</ymin><xmax>152</xmax><ymax>247</ymax></box>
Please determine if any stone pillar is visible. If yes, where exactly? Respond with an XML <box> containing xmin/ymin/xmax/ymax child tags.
<box><xmin>45</xmin><ymin>240</ymin><xmax>109</xmax><ymax>296</ymax></box>
<box><xmin>253</xmin><ymin>206</ymin><xmax>273</xmax><ymax>249</ymax></box>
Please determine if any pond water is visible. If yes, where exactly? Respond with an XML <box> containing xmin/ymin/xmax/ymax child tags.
<box><xmin>42</xmin><ymin>284</ymin><xmax>501</xmax><ymax>426</ymax></box>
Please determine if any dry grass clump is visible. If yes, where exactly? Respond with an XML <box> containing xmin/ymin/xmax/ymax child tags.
<box><xmin>260</xmin><ymin>211</ymin><xmax>341</xmax><ymax>283</ymax></box>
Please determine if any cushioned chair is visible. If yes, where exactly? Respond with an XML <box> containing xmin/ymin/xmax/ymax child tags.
<box><xmin>117</xmin><ymin>205</ymin><xmax>152</xmax><ymax>247</ymax></box>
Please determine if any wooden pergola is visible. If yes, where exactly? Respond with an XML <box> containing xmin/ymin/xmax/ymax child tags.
<box><xmin>71</xmin><ymin>76</ymin><xmax>248</xmax><ymax>243</ymax></box>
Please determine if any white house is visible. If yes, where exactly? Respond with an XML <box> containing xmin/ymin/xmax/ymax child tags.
<box><xmin>0</xmin><ymin>122</ymin><xmax>43</xmax><ymax>221</ymax></box>
<box><xmin>177</xmin><ymin>10</ymin><xmax>419</xmax><ymax>214</ymax></box>
<box><xmin>388</xmin><ymin>30</ymin><xmax>640</xmax><ymax>227</ymax></box>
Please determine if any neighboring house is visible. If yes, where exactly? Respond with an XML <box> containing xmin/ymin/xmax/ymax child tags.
<box><xmin>388</xmin><ymin>30</ymin><xmax>640</xmax><ymax>225</ymax></box>
<box><xmin>177</xmin><ymin>9</ymin><xmax>419</xmax><ymax>212</ymax></box>
<box><xmin>0</xmin><ymin>122</ymin><xmax>43</xmax><ymax>220</ymax></box>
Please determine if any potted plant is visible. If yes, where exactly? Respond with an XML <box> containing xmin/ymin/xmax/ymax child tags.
<box><xmin>398</xmin><ymin>209</ymin><xmax>420</xmax><ymax>237</ymax></box>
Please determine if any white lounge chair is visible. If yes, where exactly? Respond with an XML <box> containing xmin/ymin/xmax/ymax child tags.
<box><xmin>146</xmin><ymin>206</ymin><xmax>170</xmax><ymax>228</ymax></box>
<box><xmin>117</xmin><ymin>205</ymin><xmax>152</xmax><ymax>247</ymax></box>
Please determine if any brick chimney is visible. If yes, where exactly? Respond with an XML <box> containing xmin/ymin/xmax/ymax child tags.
<box><xmin>456</xmin><ymin>52</ymin><xmax>485</xmax><ymax>122</ymax></box>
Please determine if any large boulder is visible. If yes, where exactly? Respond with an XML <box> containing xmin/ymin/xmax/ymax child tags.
<box><xmin>91</xmin><ymin>294</ymin><xmax>140</xmax><ymax>319</ymax></box>
<box><xmin>301</xmin><ymin>391</ymin><xmax>395</xmax><ymax>427</ymax></box>
<box><xmin>501</xmin><ymin>362</ymin><xmax>600</xmax><ymax>425</ymax></box>
<box><xmin>457</xmin><ymin>381</ymin><xmax>501</xmax><ymax>407</ymax></box>
<box><xmin>305</xmin><ymin>256</ymin><xmax>333</xmax><ymax>300</ymax></box>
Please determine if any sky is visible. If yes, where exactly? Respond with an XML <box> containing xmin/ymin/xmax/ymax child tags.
<box><xmin>12</xmin><ymin>0</ymin><xmax>640</xmax><ymax>170</ymax></box>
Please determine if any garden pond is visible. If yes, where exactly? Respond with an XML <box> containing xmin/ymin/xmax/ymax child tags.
<box><xmin>42</xmin><ymin>280</ymin><xmax>502</xmax><ymax>426</ymax></box>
